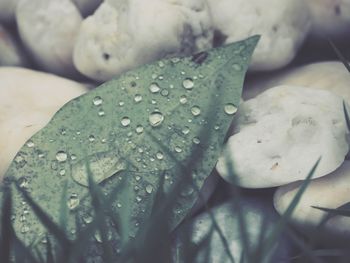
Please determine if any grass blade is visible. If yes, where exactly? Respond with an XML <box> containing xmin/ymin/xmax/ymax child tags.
<box><xmin>260</xmin><ymin>157</ymin><xmax>321</xmax><ymax>260</ymax></box>
<box><xmin>15</xmin><ymin>183</ymin><xmax>72</xmax><ymax>254</ymax></box>
<box><xmin>1</xmin><ymin>186</ymin><xmax>13</xmax><ymax>263</ymax></box>
<box><xmin>343</xmin><ymin>101</ymin><xmax>350</xmax><ymax>131</ymax></box>
<box><xmin>328</xmin><ymin>39</ymin><xmax>350</xmax><ymax>72</ymax></box>
<box><xmin>58</xmin><ymin>180</ymin><xmax>68</xmax><ymax>233</ymax></box>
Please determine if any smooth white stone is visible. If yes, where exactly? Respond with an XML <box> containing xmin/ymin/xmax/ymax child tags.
<box><xmin>243</xmin><ymin>62</ymin><xmax>350</xmax><ymax>104</ymax></box>
<box><xmin>307</xmin><ymin>0</ymin><xmax>350</xmax><ymax>39</ymax></box>
<box><xmin>217</xmin><ymin>85</ymin><xmax>349</xmax><ymax>188</ymax></box>
<box><xmin>0</xmin><ymin>67</ymin><xmax>88</xmax><ymax>179</ymax></box>
<box><xmin>207</xmin><ymin>0</ymin><xmax>311</xmax><ymax>71</ymax></box>
<box><xmin>73</xmin><ymin>0</ymin><xmax>213</xmax><ymax>81</ymax></box>
<box><xmin>16</xmin><ymin>0</ymin><xmax>83</xmax><ymax>77</ymax></box>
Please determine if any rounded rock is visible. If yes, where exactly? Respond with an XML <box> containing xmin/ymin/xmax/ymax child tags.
<box><xmin>16</xmin><ymin>0</ymin><xmax>83</xmax><ymax>77</ymax></box>
<box><xmin>73</xmin><ymin>0</ymin><xmax>213</xmax><ymax>81</ymax></box>
<box><xmin>274</xmin><ymin>161</ymin><xmax>350</xmax><ymax>240</ymax></box>
<box><xmin>306</xmin><ymin>0</ymin><xmax>350</xmax><ymax>39</ymax></box>
<box><xmin>217</xmin><ymin>85</ymin><xmax>350</xmax><ymax>188</ymax></box>
<box><xmin>207</xmin><ymin>0</ymin><xmax>311</xmax><ymax>71</ymax></box>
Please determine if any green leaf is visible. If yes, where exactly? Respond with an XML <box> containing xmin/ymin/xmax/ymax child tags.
<box><xmin>2</xmin><ymin>36</ymin><xmax>259</xmax><ymax>253</ymax></box>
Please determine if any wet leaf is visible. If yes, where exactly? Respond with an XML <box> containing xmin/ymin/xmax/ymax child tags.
<box><xmin>1</xmin><ymin>36</ymin><xmax>259</xmax><ymax>253</ymax></box>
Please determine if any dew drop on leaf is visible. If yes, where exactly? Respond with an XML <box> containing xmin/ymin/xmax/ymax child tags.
<box><xmin>92</xmin><ymin>96</ymin><xmax>103</xmax><ymax>106</ymax></box>
<box><xmin>56</xmin><ymin>151</ymin><xmax>68</xmax><ymax>162</ymax></box>
<box><xmin>161</xmin><ymin>89</ymin><xmax>169</xmax><ymax>96</ymax></box>
<box><xmin>156</xmin><ymin>152</ymin><xmax>164</xmax><ymax>160</ymax></box>
<box><xmin>26</xmin><ymin>141</ymin><xmax>35</xmax><ymax>148</ymax></box>
<box><xmin>98</xmin><ymin>110</ymin><xmax>105</xmax><ymax>116</ymax></box>
<box><xmin>183</xmin><ymin>78</ymin><xmax>194</xmax><ymax>90</ymax></box>
<box><xmin>136</xmin><ymin>125</ymin><xmax>144</xmax><ymax>134</ymax></box>
<box><xmin>121</xmin><ymin>117</ymin><xmax>131</xmax><ymax>127</ymax></box>
<box><xmin>134</xmin><ymin>94</ymin><xmax>142</xmax><ymax>103</ymax></box>
<box><xmin>149</xmin><ymin>83</ymin><xmax>161</xmax><ymax>93</ymax></box>
<box><xmin>232</xmin><ymin>63</ymin><xmax>242</xmax><ymax>71</ymax></box>
<box><xmin>149</xmin><ymin>111</ymin><xmax>164</xmax><ymax>127</ymax></box>
<box><xmin>191</xmin><ymin>106</ymin><xmax>201</xmax><ymax>116</ymax></box>
<box><xmin>88</xmin><ymin>135</ymin><xmax>95</xmax><ymax>142</ymax></box>
<box><xmin>174</xmin><ymin>146</ymin><xmax>182</xmax><ymax>153</ymax></box>
<box><xmin>193</xmin><ymin>137</ymin><xmax>200</xmax><ymax>145</ymax></box>
<box><xmin>182</xmin><ymin>126</ymin><xmax>190</xmax><ymax>135</ymax></box>
<box><xmin>179</xmin><ymin>95</ymin><xmax>188</xmax><ymax>104</ymax></box>
<box><xmin>145</xmin><ymin>185</ymin><xmax>153</xmax><ymax>194</ymax></box>
<box><xmin>224</xmin><ymin>103</ymin><xmax>238</xmax><ymax>115</ymax></box>
<box><xmin>67</xmin><ymin>193</ymin><xmax>79</xmax><ymax>210</ymax></box>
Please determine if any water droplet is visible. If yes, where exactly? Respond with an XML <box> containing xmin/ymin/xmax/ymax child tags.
<box><xmin>14</xmin><ymin>153</ymin><xmax>26</xmax><ymax>168</ymax></box>
<box><xmin>149</xmin><ymin>111</ymin><xmax>164</xmax><ymax>127</ymax></box>
<box><xmin>145</xmin><ymin>185</ymin><xmax>153</xmax><ymax>194</ymax></box>
<box><xmin>182</xmin><ymin>127</ymin><xmax>190</xmax><ymax>135</ymax></box>
<box><xmin>88</xmin><ymin>135</ymin><xmax>95</xmax><ymax>142</ymax></box>
<box><xmin>158</xmin><ymin>61</ymin><xmax>165</xmax><ymax>67</ymax></box>
<box><xmin>67</xmin><ymin>193</ymin><xmax>80</xmax><ymax>210</ymax></box>
<box><xmin>171</xmin><ymin>57</ymin><xmax>180</xmax><ymax>63</ymax></box>
<box><xmin>179</xmin><ymin>95</ymin><xmax>188</xmax><ymax>104</ymax></box>
<box><xmin>93</xmin><ymin>96</ymin><xmax>103</xmax><ymax>106</ymax></box>
<box><xmin>181</xmin><ymin>185</ymin><xmax>194</xmax><ymax>197</ymax></box>
<box><xmin>136</xmin><ymin>125</ymin><xmax>144</xmax><ymax>134</ymax></box>
<box><xmin>56</xmin><ymin>151</ymin><xmax>68</xmax><ymax>162</ymax></box>
<box><xmin>20</xmin><ymin>225</ymin><xmax>29</xmax><ymax>233</ymax></box>
<box><xmin>191</xmin><ymin>106</ymin><xmax>201</xmax><ymax>116</ymax></box>
<box><xmin>134</xmin><ymin>94</ymin><xmax>142</xmax><ymax>103</ymax></box>
<box><xmin>175</xmin><ymin>146</ymin><xmax>182</xmax><ymax>153</ymax></box>
<box><xmin>121</xmin><ymin>117</ymin><xmax>131</xmax><ymax>127</ymax></box>
<box><xmin>83</xmin><ymin>214</ymin><xmax>93</xmax><ymax>224</ymax></box>
<box><xmin>193</xmin><ymin>137</ymin><xmax>200</xmax><ymax>144</ymax></box>
<box><xmin>232</xmin><ymin>63</ymin><xmax>242</xmax><ymax>71</ymax></box>
<box><xmin>224</xmin><ymin>103</ymin><xmax>238</xmax><ymax>115</ymax></box>
<box><xmin>149</xmin><ymin>83</ymin><xmax>161</xmax><ymax>93</ymax></box>
<box><xmin>156</xmin><ymin>152</ymin><xmax>164</xmax><ymax>160</ymax></box>
<box><xmin>98</xmin><ymin>110</ymin><xmax>105</xmax><ymax>116</ymax></box>
<box><xmin>183</xmin><ymin>78</ymin><xmax>194</xmax><ymax>90</ymax></box>
<box><xmin>26</xmin><ymin>140</ymin><xmax>35</xmax><ymax>148</ymax></box>
<box><xmin>18</xmin><ymin>177</ymin><xmax>29</xmax><ymax>188</ymax></box>
<box><xmin>160</xmin><ymin>89</ymin><xmax>169</xmax><ymax>96</ymax></box>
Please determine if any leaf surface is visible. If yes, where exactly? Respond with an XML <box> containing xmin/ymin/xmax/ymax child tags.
<box><xmin>2</xmin><ymin>36</ymin><xmax>259</xmax><ymax>250</ymax></box>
